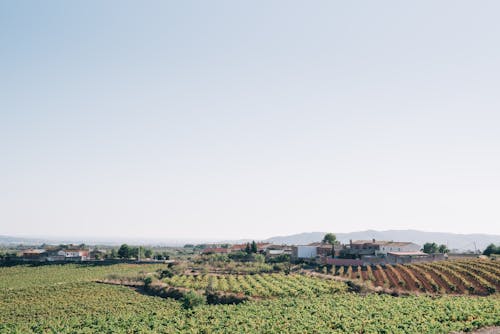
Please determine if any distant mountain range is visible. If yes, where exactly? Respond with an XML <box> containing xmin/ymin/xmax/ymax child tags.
<box><xmin>263</xmin><ymin>230</ymin><xmax>500</xmax><ymax>252</ymax></box>
<box><xmin>1</xmin><ymin>230</ymin><xmax>499</xmax><ymax>252</ymax></box>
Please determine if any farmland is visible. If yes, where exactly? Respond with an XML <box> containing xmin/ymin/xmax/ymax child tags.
<box><xmin>1</xmin><ymin>262</ymin><xmax>499</xmax><ymax>333</ymax></box>
<box><xmin>333</xmin><ymin>259</ymin><xmax>500</xmax><ymax>295</ymax></box>
<box><xmin>161</xmin><ymin>273</ymin><xmax>347</xmax><ymax>298</ymax></box>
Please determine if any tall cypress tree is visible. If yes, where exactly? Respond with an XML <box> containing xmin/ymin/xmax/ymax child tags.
<box><xmin>251</xmin><ymin>240</ymin><xmax>258</xmax><ymax>253</ymax></box>
<box><xmin>245</xmin><ymin>243</ymin><xmax>251</xmax><ymax>254</ymax></box>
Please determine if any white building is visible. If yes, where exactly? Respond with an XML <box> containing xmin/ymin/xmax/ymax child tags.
<box><xmin>376</xmin><ymin>242</ymin><xmax>420</xmax><ymax>255</ymax></box>
<box><xmin>292</xmin><ymin>245</ymin><xmax>317</xmax><ymax>259</ymax></box>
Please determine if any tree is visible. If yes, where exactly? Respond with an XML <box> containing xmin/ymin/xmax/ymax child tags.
<box><xmin>110</xmin><ymin>249</ymin><xmax>117</xmax><ymax>259</ymax></box>
<box><xmin>129</xmin><ymin>247</ymin><xmax>139</xmax><ymax>259</ymax></box>
<box><xmin>422</xmin><ymin>242</ymin><xmax>439</xmax><ymax>254</ymax></box>
<box><xmin>438</xmin><ymin>244</ymin><xmax>449</xmax><ymax>254</ymax></box>
<box><xmin>322</xmin><ymin>233</ymin><xmax>337</xmax><ymax>245</ymax></box>
<box><xmin>144</xmin><ymin>249</ymin><xmax>153</xmax><ymax>258</ymax></box>
<box><xmin>251</xmin><ymin>241</ymin><xmax>258</xmax><ymax>253</ymax></box>
<box><xmin>483</xmin><ymin>244</ymin><xmax>499</xmax><ymax>256</ymax></box>
<box><xmin>245</xmin><ymin>243</ymin><xmax>251</xmax><ymax>254</ymax></box>
<box><xmin>118</xmin><ymin>244</ymin><xmax>130</xmax><ymax>259</ymax></box>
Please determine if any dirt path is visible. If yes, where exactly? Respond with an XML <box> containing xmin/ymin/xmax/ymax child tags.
<box><xmin>450</xmin><ymin>326</ymin><xmax>500</xmax><ymax>334</ymax></box>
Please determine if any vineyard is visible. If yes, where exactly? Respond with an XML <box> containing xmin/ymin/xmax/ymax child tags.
<box><xmin>332</xmin><ymin>259</ymin><xmax>500</xmax><ymax>296</ymax></box>
<box><xmin>0</xmin><ymin>262</ymin><xmax>499</xmax><ymax>333</ymax></box>
<box><xmin>162</xmin><ymin>273</ymin><xmax>346</xmax><ymax>298</ymax></box>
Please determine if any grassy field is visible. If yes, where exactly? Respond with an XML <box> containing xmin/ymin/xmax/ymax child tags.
<box><xmin>1</xmin><ymin>263</ymin><xmax>499</xmax><ymax>333</ymax></box>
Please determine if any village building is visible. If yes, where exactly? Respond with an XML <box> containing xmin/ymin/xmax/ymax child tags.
<box><xmin>291</xmin><ymin>245</ymin><xmax>318</xmax><ymax>260</ymax></box>
<box><xmin>21</xmin><ymin>249</ymin><xmax>47</xmax><ymax>261</ymax></box>
<box><xmin>21</xmin><ymin>248</ymin><xmax>90</xmax><ymax>262</ymax></box>
<box><xmin>264</xmin><ymin>245</ymin><xmax>292</xmax><ymax>259</ymax></box>
<box><xmin>386</xmin><ymin>251</ymin><xmax>429</xmax><ymax>264</ymax></box>
<box><xmin>341</xmin><ymin>239</ymin><xmax>420</xmax><ymax>258</ymax></box>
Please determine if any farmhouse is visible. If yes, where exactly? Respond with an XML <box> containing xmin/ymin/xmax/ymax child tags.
<box><xmin>308</xmin><ymin>242</ymin><xmax>336</xmax><ymax>257</ymax></box>
<box><xmin>377</xmin><ymin>242</ymin><xmax>421</xmax><ymax>255</ymax></box>
<box><xmin>63</xmin><ymin>249</ymin><xmax>89</xmax><ymax>261</ymax></box>
<box><xmin>341</xmin><ymin>239</ymin><xmax>421</xmax><ymax>258</ymax></box>
<box><xmin>386</xmin><ymin>251</ymin><xmax>429</xmax><ymax>264</ymax></box>
<box><xmin>265</xmin><ymin>245</ymin><xmax>292</xmax><ymax>259</ymax></box>
<box><xmin>288</xmin><ymin>239</ymin><xmax>441</xmax><ymax>265</ymax></box>
<box><xmin>291</xmin><ymin>245</ymin><xmax>317</xmax><ymax>260</ymax></box>
<box><xmin>21</xmin><ymin>249</ymin><xmax>47</xmax><ymax>261</ymax></box>
<box><xmin>21</xmin><ymin>247</ymin><xmax>91</xmax><ymax>262</ymax></box>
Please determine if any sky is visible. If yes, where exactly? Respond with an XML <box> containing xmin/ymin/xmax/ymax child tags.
<box><xmin>1</xmin><ymin>1</ymin><xmax>499</xmax><ymax>240</ymax></box>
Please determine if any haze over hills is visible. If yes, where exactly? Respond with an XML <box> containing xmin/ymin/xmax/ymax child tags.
<box><xmin>263</xmin><ymin>230</ymin><xmax>500</xmax><ymax>252</ymax></box>
<box><xmin>1</xmin><ymin>230</ymin><xmax>499</xmax><ymax>252</ymax></box>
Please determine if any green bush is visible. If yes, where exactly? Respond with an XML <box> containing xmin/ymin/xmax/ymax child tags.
<box><xmin>143</xmin><ymin>276</ymin><xmax>153</xmax><ymax>288</ymax></box>
<box><xmin>180</xmin><ymin>291</ymin><xmax>206</xmax><ymax>309</ymax></box>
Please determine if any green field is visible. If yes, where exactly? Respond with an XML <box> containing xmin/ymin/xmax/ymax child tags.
<box><xmin>1</xmin><ymin>264</ymin><xmax>499</xmax><ymax>333</ymax></box>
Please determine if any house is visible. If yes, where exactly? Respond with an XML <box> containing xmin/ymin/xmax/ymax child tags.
<box><xmin>342</xmin><ymin>240</ymin><xmax>383</xmax><ymax>257</ymax></box>
<box><xmin>306</xmin><ymin>242</ymin><xmax>332</xmax><ymax>257</ymax></box>
<box><xmin>377</xmin><ymin>242</ymin><xmax>420</xmax><ymax>255</ymax></box>
<box><xmin>342</xmin><ymin>239</ymin><xmax>421</xmax><ymax>258</ymax></box>
<box><xmin>291</xmin><ymin>245</ymin><xmax>317</xmax><ymax>260</ymax></box>
<box><xmin>45</xmin><ymin>249</ymin><xmax>66</xmax><ymax>262</ymax></box>
<box><xmin>386</xmin><ymin>251</ymin><xmax>429</xmax><ymax>264</ymax></box>
<box><xmin>63</xmin><ymin>249</ymin><xmax>89</xmax><ymax>261</ymax></box>
<box><xmin>21</xmin><ymin>249</ymin><xmax>47</xmax><ymax>261</ymax></box>
<box><xmin>265</xmin><ymin>245</ymin><xmax>292</xmax><ymax>258</ymax></box>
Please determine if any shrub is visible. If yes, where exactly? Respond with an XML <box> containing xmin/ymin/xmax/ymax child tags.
<box><xmin>143</xmin><ymin>276</ymin><xmax>153</xmax><ymax>288</ymax></box>
<box><xmin>181</xmin><ymin>291</ymin><xmax>206</xmax><ymax>309</ymax></box>
<box><xmin>158</xmin><ymin>269</ymin><xmax>174</xmax><ymax>279</ymax></box>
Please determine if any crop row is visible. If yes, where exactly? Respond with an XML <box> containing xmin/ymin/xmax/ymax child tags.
<box><xmin>1</xmin><ymin>280</ymin><xmax>499</xmax><ymax>333</ymax></box>
<box><xmin>162</xmin><ymin>273</ymin><xmax>346</xmax><ymax>297</ymax></box>
<box><xmin>335</xmin><ymin>259</ymin><xmax>499</xmax><ymax>295</ymax></box>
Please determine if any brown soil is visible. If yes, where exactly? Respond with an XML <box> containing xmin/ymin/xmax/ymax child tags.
<box><xmin>393</xmin><ymin>265</ymin><xmax>419</xmax><ymax>292</ymax></box>
<box><xmin>454</xmin><ymin>262</ymin><xmax>500</xmax><ymax>290</ymax></box>
<box><xmin>359</xmin><ymin>268</ymin><xmax>369</xmax><ymax>281</ymax></box>
<box><xmin>445</xmin><ymin>264</ymin><xmax>489</xmax><ymax>295</ymax></box>
<box><xmin>416</xmin><ymin>264</ymin><xmax>456</xmax><ymax>294</ymax></box>
<box><xmin>383</xmin><ymin>265</ymin><xmax>404</xmax><ymax>290</ymax></box>
<box><xmin>372</xmin><ymin>267</ymin><xmax>389</xmax><ymax>288</ymax></box>
<box><xmin>405</xmin><ymin>266</ymin><xmax>434</xmax><ymax>293</ymax></box>
<box><xmin>427</xmin><ymin>264</ymin><xmax>469</xmax><ymax>294</ymax></box>
<box><xmin>450</xmin><ymin>326</ymin><xmax>500</xmax><ymax>334</ymax></box>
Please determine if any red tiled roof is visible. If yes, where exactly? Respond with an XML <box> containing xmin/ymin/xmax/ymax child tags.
<box><xmin>202</xmin><ymin>248</ymin><xmax>230</xmax><ymax>254</ymax></box>
<box><xmin>22</xmin><ymin>249</ymin><xmax>46</xmax><ymax>254</ymax></box>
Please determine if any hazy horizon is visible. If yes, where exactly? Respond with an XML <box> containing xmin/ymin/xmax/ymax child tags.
<box><xmin>2</xmin><ymin>1</ymin><xmax>500</xmax><ymax>239</ymax></box>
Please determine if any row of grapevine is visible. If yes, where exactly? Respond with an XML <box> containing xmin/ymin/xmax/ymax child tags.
<box><xmin>2</xmin><ymin>277</ymin><xmax>499</xmax><ymax>333</ymax></box>
<box><xmin>349</xmin><ymin>259</ymin><xmax>499</xmax><ymax>295</ymax></box>
<box><xmin>1</xmin><ymin>263</ymin><xmax>499</xmax><ymax>333</ymax></box>
<box><xmin>162</xmin><ymin>273</ymin><xmax>346</xmax><ymax>298</ymax></box>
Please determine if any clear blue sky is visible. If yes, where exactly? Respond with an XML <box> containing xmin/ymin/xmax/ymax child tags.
<box><xmin>1</xmin><ymin>1</ymin><xmax>499</xmax><ymax>240</ymax></box>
